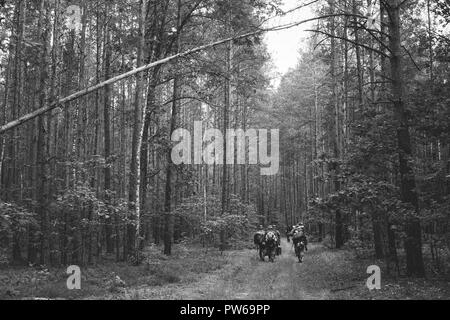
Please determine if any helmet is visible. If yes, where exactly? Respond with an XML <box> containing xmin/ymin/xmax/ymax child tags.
<box><xmin>267</xmin><ymin>225</ymin><xmax>273</xmax><ymax>230</ymax></box>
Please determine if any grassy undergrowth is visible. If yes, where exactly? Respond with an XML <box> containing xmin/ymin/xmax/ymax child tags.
<box><xmin>321</xmin><ymin>248</ymin><xmax>450</xmax><ymax>300</ymax></box>
<box><xmin>0</xmin><ymin>244</ymin><xmax>226</xmax><ymax>300</ymax></box>
<box><xmin>1</xmin><ymin>242</ymin><xmax>449</xmax><ymax>300</ymax></box>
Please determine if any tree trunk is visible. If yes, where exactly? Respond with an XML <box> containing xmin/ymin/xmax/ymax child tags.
<box><xmin>128</xmin><ymin>0</ymin><xmax>147</xmax><ymax>259</ymax></box>
<box><xmin>387</xmin><ymin>0</ymin><xmax>425</xmax><ymax>277</ymax></box>
<box><xmin>164</xmin><ymin>0</ymin><xmax>182</xmax><ymax>256</ymax></box>
<box><xmin>35</xmin><ymin>0</ymin><xmax>49</xmax><ymax>265</ymax></box>
<box><xmin>103</xmin><ymin>4</ymin><xmax>114</xmax><ymax>254</ymax></box>
<box><xmin>329</xmin><ymin>0</ymin><xmax>343</xmax><ymax>249</ymax></box>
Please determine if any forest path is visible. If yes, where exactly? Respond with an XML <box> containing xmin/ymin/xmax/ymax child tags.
<box><xmin>128</xmin><ymin>240</ymin><xmax>356</xmax><ymax>300</ymax></box>
<box><xmin>182</xmin><ymin>240</ymin><xmax>330</xmax><ymax>300</ymax></box>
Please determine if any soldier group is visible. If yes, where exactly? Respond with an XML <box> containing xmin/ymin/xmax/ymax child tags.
<box><xmin>254</xmin><ymin>223</ymin><xmax>308</xmax><ymax>263</ymax></box>
<box><xmin>254</xmin><ymin>225</ymin><xmax>281</xmax><ymax>262</ymax></box>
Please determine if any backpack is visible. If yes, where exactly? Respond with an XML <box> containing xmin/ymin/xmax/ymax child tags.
<box><xmin>292</xmin><ymin>230</ymin><xmax>304</xmax><ymax>240</ymax></box>
<box><xmin>265</xmin><ymin>231</ymin><xmax>277</xmax><ymax>242</ymax></box>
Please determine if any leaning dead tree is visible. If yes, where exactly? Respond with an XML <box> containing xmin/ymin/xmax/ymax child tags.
<box><xmin>0</xmin><ymin>31</ymin><xmax>257</xmax><ymax>134</ymax></box>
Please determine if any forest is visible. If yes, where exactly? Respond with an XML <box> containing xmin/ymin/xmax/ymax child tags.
<box><xmin>0</xmin><ymin>0</ymin><xmax>450</xmax><ymax>300</ymax></box>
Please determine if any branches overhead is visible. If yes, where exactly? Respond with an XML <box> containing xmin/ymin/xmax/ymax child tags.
<box><xmin>0</xmin><ymin>10</ymin><xmax>378</xmax><ymax>135</ymax></box>
<box><xmin>306</xmin><ymin>29</ymin><xmax>390</xmax><ymax>58</ymax></box>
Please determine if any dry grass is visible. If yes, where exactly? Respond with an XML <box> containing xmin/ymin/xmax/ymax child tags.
<box><xmin>0</xmin><ymin>244</ymin><xmax>226</xmax><ymax>300</ymax></box>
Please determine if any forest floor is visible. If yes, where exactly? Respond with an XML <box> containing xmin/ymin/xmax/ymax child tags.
<box><xmin>107</xmin><ymin>240</ymin><xmax>450</xmax><ymax>300</ymax></box>
<box><xmin>1</xmin><ymin>239</ymin><xmax>450</xmax><ymax>300</ymax></box>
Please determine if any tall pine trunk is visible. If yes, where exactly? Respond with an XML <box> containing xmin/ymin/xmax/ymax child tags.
<box><xmin>387</xmin><ymin>0</ymin><xmax>425</xmax><ymax>277</ymax></box>
<box><xmin>164</xmin><ymin>0</ymin><xmax>182</xmax><ymax>255</ymax></box>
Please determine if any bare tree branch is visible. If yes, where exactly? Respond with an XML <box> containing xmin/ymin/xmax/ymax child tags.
<box><xmin>402</xmin><ymin>45</ymin><xmax>421</xmax><ymax>71</ymax></box>
<box><xmin>306</xmin><ymin>29</ymin><xmax>390</xmax><ymax>58</ymax></box>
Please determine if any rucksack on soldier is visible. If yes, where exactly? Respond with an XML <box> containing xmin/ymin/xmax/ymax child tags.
<box><xmin>265</xmin><ymin>231</ymin><xmax>277</xmax><ymax>242</ymax></box>
<box><xmin>292</xmin><ymin>230</ymin><xmax>304</xmax><ymax>240</ymax></box>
